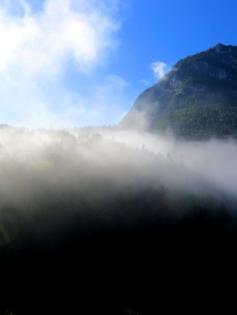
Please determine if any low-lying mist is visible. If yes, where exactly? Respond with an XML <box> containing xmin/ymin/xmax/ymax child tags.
<box><xmin>0</xmin><ymin>126</ymin><xmax>236</xmax><ymax>246</ymax></box>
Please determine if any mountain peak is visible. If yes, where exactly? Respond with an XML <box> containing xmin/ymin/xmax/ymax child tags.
<box><xmin>211</xmin><ymin>43</ymin><xmax>237</xmax><ymax>54</ymax></box>
<box><xmin>121</xmin><ymin>44</ymin><xmax>237</xmax><ymax>138</ymax></box>
<box><xmin>214</xmin><ymin>43</ymin><xmax>227</xmax><ymax>49</ymax></box>
<box><xmin>213</xmin><ymin>42</ymin><xmax>236</xmax><ymax>49</ymax></box>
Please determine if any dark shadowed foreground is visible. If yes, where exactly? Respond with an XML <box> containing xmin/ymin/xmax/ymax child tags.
<box><xmin>0</xmin><ymin>127</ymin><xmax>237</xmax><ymax>314</ymax></box>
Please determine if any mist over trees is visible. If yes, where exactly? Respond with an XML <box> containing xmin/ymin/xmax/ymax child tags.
<box><xmin>0</xmin><ymin>126</ymin><xmax>237</xmax><ymax>315</ymax></box>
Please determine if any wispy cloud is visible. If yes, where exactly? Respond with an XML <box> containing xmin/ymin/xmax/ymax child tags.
<box><xmin>20</xmin><ymin>74</ymin><xmax>130</xmax><ymax>128</ymax></box>
<box><xmin>151</xmin><ymin>61</ymin><xmax>169</xmax><ymax>80</ymax></box>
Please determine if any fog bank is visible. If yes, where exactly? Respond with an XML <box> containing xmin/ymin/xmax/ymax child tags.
<box><xmin>0</xmin><ymin>126</ymin><xmax>236</xmax><ymax>205</ymax></box>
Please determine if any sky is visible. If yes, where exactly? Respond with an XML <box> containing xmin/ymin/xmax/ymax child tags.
<box><xmin>0</xmin><ymin>0</ymin><xmax>236</xmax><ymax>128</ymax></box>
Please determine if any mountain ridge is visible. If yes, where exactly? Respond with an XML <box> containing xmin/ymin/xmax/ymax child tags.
<box><xmin>121</xmin><ymin>43</ymin><xmax>237</xmax><ymax>138</ymax></box>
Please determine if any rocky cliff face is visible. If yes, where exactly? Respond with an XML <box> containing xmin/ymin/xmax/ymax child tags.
<box><xmin>121</xmin><ymin>44</ymin><xmax>237</xmax><ymax>138</ymax></box>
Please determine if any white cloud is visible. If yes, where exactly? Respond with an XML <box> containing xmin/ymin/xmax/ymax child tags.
<box><xmin>0</xmin><ymin>0</ymin><xmax>128</xmax><ymax>128</ymax></box>
<box><xmin>0</xmin><ymin>0</ymin><xmax>119</xmax><ymax>76</ymax></box>
<box><xmin>151</xmin><ymin>61</ymin><xmax>169</xmax><ymax>80</ymax></box>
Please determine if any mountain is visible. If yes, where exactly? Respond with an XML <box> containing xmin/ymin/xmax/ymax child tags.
<box><xmin>121</xmin><ymin>44</ymin><xmax>237</xmax><ymax>138</ymax></box>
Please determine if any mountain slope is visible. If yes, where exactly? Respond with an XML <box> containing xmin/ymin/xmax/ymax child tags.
<box><xmin>121</xmin><ymin>44</ymin><xmax>237</xmax><ymax>138</ymax></box>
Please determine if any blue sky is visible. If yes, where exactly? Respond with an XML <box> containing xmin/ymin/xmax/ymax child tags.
<box><xmin>0</xmin><ymin>0</ymin><xmax>236</xmax><ymax>128</ymax></box>
<box><xmin>116</xmin><ymin>0</ymin><xmax>237</xmax><ymax>87</ymax></box>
